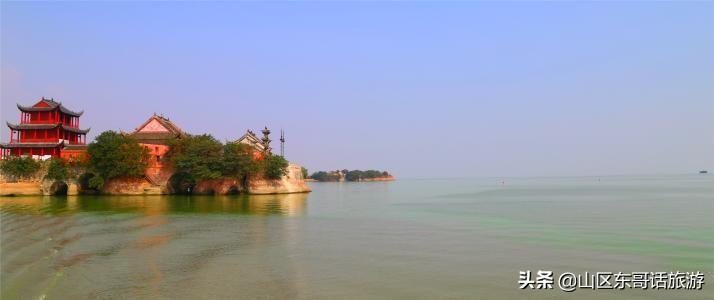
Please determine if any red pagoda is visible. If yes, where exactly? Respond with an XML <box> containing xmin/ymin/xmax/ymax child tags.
<box><xmin>1</xmin><ymin>98</ymin><xmax>90</xmax><ymax>160</ymax></box>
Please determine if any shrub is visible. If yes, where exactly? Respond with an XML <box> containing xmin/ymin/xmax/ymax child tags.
<box><xmin>88</xmin><ymin>176</ymin><xmax>105</xmax><ymax>190</ymax></box>
<box><xmin>46</xmin><ymin>158</ymin><xmax>69</xmax><ymax>181</ymax></box>
<box><xmin>0</xmin><ymin>156</ymin><xmax>41</xmax><ymax>180</ymax></box>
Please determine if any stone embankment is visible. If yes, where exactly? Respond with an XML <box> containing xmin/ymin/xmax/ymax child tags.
<box><xmin>0</xmin><ymin>181</ymin><xmax>42</xmax><ymax>196</ymax></box>
<box><xmin>2</xmin><ymin>162</ymin><xmax>310</xmax><ymax>196</ymax></box>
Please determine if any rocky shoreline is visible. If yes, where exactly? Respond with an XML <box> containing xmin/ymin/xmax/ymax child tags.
<box><xmin>0</xmin><ymin>163</ymin><xmax>310</xmax><ymax>196</ymax></box>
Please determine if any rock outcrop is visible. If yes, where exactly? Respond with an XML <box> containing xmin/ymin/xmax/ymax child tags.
<box><xmin>101</xmin><ymin>177</ymin><xmax>164</xmax><ymax>195</ymax></box>
<box><xmin>247</xmin><ymin>163</ymin><xmax>311</xmax><ymax>194</ymax></box>
<box><xmin>194</xmin><ymin>178</ymin><xmax>244</xmax><ymax>195</ymax></box>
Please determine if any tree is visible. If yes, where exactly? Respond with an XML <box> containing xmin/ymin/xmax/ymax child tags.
<box><xmin>222</xmin><ymin>143</ymin><xmax>256</xmax><ymax>179</ymax></box>
<box><xmin>345</xmin><ymin>170</ymin><xmax>363</xmax><ymax>181</ymax></box>
<box><xmin>166</xmin><ymin>134</ymin><xmax>224</xmax><ymax>181</ymax></box>
<box><xmin>310</xmin><ymin>171</ymin><xmax>340</xmax><ymax>182</ymax></box>
<box><xmin>301</xmin><ymin>167</ymin><xmax>308</xmax><ymax>179</ymax></box>
<box><xmin>0</xmin><ymin>156</ymin><xmax>41</xmax><ymax>180</ymax></box>
<box><xmin>86</xmin><ymin>131</ymin><xmax>149</xmax><ymax>188</ymax></box>
<box><xmin>45</xmin><ymin>158</ymin><xmax>68</xmax><ymax>180</ymax></box>
<box><xmin>263</xmin><ymin>155</ymin><xmax>289</xmax><ymax>179</ymax></box>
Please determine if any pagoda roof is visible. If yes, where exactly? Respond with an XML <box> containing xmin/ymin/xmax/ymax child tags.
<box><xmin>234</xmin><ymin>130</ymin><xmax>266</xmax><ymax>151</ymax></box>
<box><xmin>17</xmin><ymin>98</ymin><xmax>84</xmax><ymax>117</ymax></box>
<box><xmin>6</xmin><ymin>122</ymin><xmax>91</xmax><ymax>134</ymax></box>
<box><xmin>129</xmin><ymin>113</ymin><xmax>186</xmax><ymax>145</ymax></box>
<box><xmin>0</xmin><ymin>142</ymin><xmax>64</xmax><ymax>148</ymax></box>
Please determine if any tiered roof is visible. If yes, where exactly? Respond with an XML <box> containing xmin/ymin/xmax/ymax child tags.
<box><xmin>0</xmin><ymin>142</ymin><xmax>64</xmax><ymax>148</ymax></box>
<box><xmin>17</xmin><ymin>98</ymin><xmax>84</xmax><ymax>116</ymax></box>
<box><xmin>6</xmin><ymin>122</ymin><xmax>91</xmax><ymax>134</ymax></box>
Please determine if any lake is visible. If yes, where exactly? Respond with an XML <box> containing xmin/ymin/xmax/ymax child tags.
<box><xmin>1</xmin><ymin>175</ymin><xmax>712</xmax><ymax>299</ymax></box>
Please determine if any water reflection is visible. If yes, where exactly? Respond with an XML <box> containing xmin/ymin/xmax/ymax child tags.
<box><xmin>0</xmin><ymin>193</ymin><xmax>308</xmax><ymax>216</ymax></box>
<box><xmin>1</xmin><ymin>193</ymin><xmax>309</xmax><ymax>299</ymax></box>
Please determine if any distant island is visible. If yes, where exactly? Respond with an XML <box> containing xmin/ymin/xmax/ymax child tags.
<box><xmin>308</xmin><ymin>169</ymin><xmax>394</xmax><ymax>182</ymax></box>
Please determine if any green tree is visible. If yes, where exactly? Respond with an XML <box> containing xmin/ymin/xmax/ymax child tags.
<box><xmin>310</xmin><ymin>171</ymin><xmax>325</xmax><ymax>181</ymax></box>
<box><xmin>263</xmin><ymin>155</ymin><xmax>289</xmax><ymax>179</ymax></box>
<box><xmin>166</xmin><ymin>134</ymin><xmax>224</xmax><ymax>181</ymax></box>
<box><xmin>310</xmin><ymin>171</ymin><xmax>340</xmax><ymax>182</ymax></box>
<box><xmin>86</xmin><ymin>131</ymin><xmax>149</xmax><ymax>188</ymax></box>
<box><xmin>0</xmin><ymin>156</ymin><xmax>41</xmax><ymax>180</ymax></box>
<box><xmin>345</xmin><ymin>170</ymin><xmax>363</xmax><ymax>181</ymax></box>
<box><xmin>222</xmin><ymin>143</ymin><xmax>256</xmax><ymax>179</ymax></box>
<box><xmin>45</xmin><ymin>158</ymin><xmax>69</xmax><ymax>180</ymax></box>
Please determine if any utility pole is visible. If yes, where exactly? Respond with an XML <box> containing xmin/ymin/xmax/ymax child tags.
<box><xmin>280</xmin><ymin>129</ymin><xmax>285</xmax><ymax>157</ymax></box>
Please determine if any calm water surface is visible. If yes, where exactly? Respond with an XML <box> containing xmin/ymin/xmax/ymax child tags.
<box><xmin>1</xmin><ymin>175</ymin><xmax>712</xmax><ymax>299</ymax></box>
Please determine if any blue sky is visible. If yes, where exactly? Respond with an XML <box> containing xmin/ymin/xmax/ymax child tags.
<box><xmin>2</xmin><ymin>2</ymin><xmax>712</xmax><ymax>177</ymax></box>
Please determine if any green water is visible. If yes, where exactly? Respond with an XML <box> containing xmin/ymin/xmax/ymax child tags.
<box><xmin>1</xmin><ymin>175</ymin><xmax>712</xmax><ymax>299</ymax></box>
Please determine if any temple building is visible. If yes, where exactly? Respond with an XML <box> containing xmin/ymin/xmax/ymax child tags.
<box><xmin>236</xmin><ymin>130</ymin><xmax>267</xmax><ymax>152</ymax></box>
<box><xmin>234</xmin><ymin>127</ymin><xmax>273</xmax><ymax>159</ymax></box>
<box><xmin>129</xmin><ymin>113</ymin><xmax>185</xmax><ymax>183</ymax></box>
<box><xmin>1</xmin><ymin>98</ymin><xmax>89</xmax><ymax>160</ymax></box>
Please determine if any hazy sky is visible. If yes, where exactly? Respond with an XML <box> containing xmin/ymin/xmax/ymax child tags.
<box><xmin>2</xmin><ymin>2</ymin><xmax>712</xmax><ymax>178</ymax></box>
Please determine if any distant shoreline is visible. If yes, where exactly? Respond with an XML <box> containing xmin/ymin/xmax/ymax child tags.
<box><xmin>308</xmin><ymin>169</ymin><xmax>393</xmax><ymax>182</ymax></box>
<box><xmin>306</xmin><ymin>175</ymin><xmax>395</xmax><ymax>183</ymax></box>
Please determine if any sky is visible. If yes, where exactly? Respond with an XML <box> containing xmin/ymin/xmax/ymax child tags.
<box><xmin>1</xmin><ymin>2</ymin><xmax>712</xmax><ymax>178</ymax></box>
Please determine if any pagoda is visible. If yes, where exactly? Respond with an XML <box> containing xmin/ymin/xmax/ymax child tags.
<box><xmin>1</xmin><ymin>98</ymin><xmax>90</xmax><ymax>159</ymax></box>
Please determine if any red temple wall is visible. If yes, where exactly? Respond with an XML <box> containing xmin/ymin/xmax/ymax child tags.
<box><xmin>21</xmin><ymin>110</ymin><xmax>79</xmax><ymax>127</ymax></box>
<box><xmin>139</xmin><ymin>143</ymin><xmax>172</xmax><ymax>183</ymax></box>
<box><xmin>60</xmin><ymin>149</ymin><xmax>88</xmax><ymax>162</ymax></box>
<box><xmin>140</xmin><ymin>143</ymin><xmax>171</xmax><ymax>168</ymax></box>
